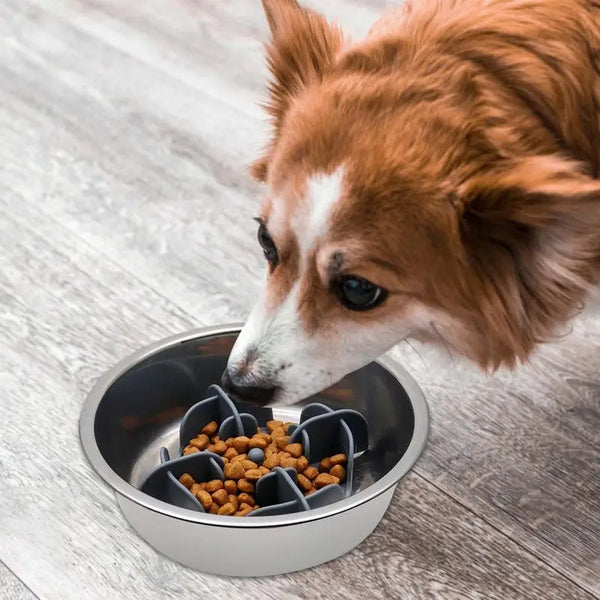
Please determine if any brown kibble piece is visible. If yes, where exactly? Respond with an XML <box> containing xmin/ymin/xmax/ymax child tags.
<box><xmin>179</xmin><ymin>473</ymin><xmax>194</xmax><ymax>489</ymax></box>
<box><xmin>196</xmin><ymin>490</ymin><xmax>213</xmax><ymax>511</ymax></box>
<box><xmin>283</xmin><ymin>422</ymin><xmax>293</xmax><ymax>433</ymax></box>
<box><xmin>205</xmin><ymin>479</ymin><xmax>224</xmax><ymax>493</ymax></box>
<box><xmin>266</xmin><ymin>420</ymin><xmax>283</xmax><ymax>433</ymax></box>
<box><xmin>265</xmin><ymin>443</ymin><xmax>278</xmax><ymax>458</ymax></box>
<box><xmin>249</xmin><ymin>436</ymin><xmax>268</xmax><ymax>450</ymax></box>
<box><xmin>297</xmin><ymin>473</ymin><xmax>312</xmax><ymax>492</ymax></box>
<box><xmin>189</xmin><ymin>434</ymin><xmax>210</xmax><ymax>450</ymax></box>
<box><xmin>237</xmin><ymin>493</ymin><xmax>255</xmax><ymax>507</ymax></box>
<box><xmin>209</xmin><ymin>503</ymin><xmax>219</xmax><ymax>514</ymax></box>
<box><xmin>330</xmin><ymin>465</ymin><xmax>346</xmax><ymax>481</ymax></box>
<box><xmin>198</xmin><ymin>482</ymin><xmax>207</xmax><ymax>491</ymax></box>
<box><xmin>330</xmin><ymin>453</ymin><xmax>347</xmax><ymax>466</ymax></box>
<box><xmin>244</xmin><ymin>469</ymin><xmax>263</xmax><ymax>481</ymax></box>
<box><xmin>319</xmin><ymin>457</ymin><xmax>332</xmax><ymax>472</ymax></box>
<box><xmin>263</xmin><ymin>454</ymin><xmax>279</xmax><ymax>470</ymax></box>
<box><xmin>212</xmin><ymin>488</ymin><xmax>229</xmax><ymax>506</ymax></box>
<box><xmin>237</xmin><ymin>479</ymin><xmax>255</xmax><ymax>493</ymax></box>
<box><xmin>275</xmin><ymin>436</ymin><xmax>290</xmax><ymax>450</ymax></box>
<box><xmin>271</xmin><ymin>426</ymin><xmax>286</xmax><ymax>439</ymax></box>
<box><xmin>255</xmin><ymin>432</ymin><xmax>272</xmax><ymax>443</ymax></box>
<box><xmin>224</xmin><ymin>461</ymin><xmax>245</xmax><ymax>480</ymax></box>
<box><xmin>218</xmin><ymin>503</ymin><xmax>236</xmax><ymax>516</ymax></box>
<box><xmin>303</xmin><ymin>487</ymin><xmax>316</xmax><ymax>496</ymax></box>
<box><xmin>201</xmin><ymin>421</ymin><xmax>218</xmax><ymax>437</ymax></box>
<box><xmin>285</xmin><ymin>443</ymin><xmax>303</xmax><ymax>458</ymax></box>
<box><xmin>231</xmin><ymin>453</ymin><xmax>248</xmax><ymax>463</ymax></box>
<box><xmin>280</xmin><ymin>457</ymin><xmax>297</xmax><ymax>469</ymax></box>
<box><xmin>259</xmin><ymin>466</ymin><xmax>270</xmax><ymax>476</ymax></box>
<box><xmin>315</xmin><ymin>473</ymin><xmax>340</xmax><ymax>488</ymax></box>
<box><xmin>224</xmin><ymin>480</ymin><xmax>238</xmax><ymax>494</ymax></box>
<box><xmin>224</xmin><ymin>447</ymin><xmax>238</xmax><ymax>460</ymax></box>
<box><xmin>212</xmin><ymin>440</ymin><xmax>228</xmax><ymax>455</ymax></box>
<box><xmin>303</xmin><ymin>466</ymin><xmax>319</xmax><ymax>480</ymax></box>
<box><xmin>232</xmin><ymin>436</ymin><xmax>250</xmax><ymax>453</ymax></box>
<box><xmin>236</xmin><ymin>506</ymin><xmax>253</xmax><ymax>517</ymax></box>
<box><xmin>296</xmin><ymin>456</ymin><xmax>309</xmax><ymax>472</ymax></box>
<box><xmin>228</xmin><ymin>494</ymin><xmax>239</xmax><ymax>511</ymax></box>
<box><xmin>190</xmin><ymin>483</ymin><xmax>202</xmax><ymax>496</ymax></box>
<box><xmin>183</xmin><ymin>446</ymin><xmax>199</xmax><ymax>455</ymax></box>
<box><xmin>241</xmin><ymin>460</ymin><xmax>258</xmax><ymax>471</ymax></box>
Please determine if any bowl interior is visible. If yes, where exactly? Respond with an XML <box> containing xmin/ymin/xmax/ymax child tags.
<box><xmin>94</xmin><ymin>331</ymin><xmax>416</xmax><ymax>496</ymax></box>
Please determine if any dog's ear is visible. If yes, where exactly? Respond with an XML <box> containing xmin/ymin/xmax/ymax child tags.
<box><xmin>457</xmin><ymin>155</ymin><xmax>600</xmax><ymax>365</ymax></box>
<box><xmin>251</xmin><ymin>0</ymin><xmax>343</xmax><ymax>182</ymax></box>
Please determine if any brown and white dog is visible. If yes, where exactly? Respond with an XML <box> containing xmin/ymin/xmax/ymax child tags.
<box><xmin>223</xmin><ymin>0</ymin><xmax>600</xmax><ymax>405</ymax></box>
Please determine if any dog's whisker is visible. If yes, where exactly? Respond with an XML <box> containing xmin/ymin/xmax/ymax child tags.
<box><xmin>430</xmin><ymin>320</ymin><xmax>459</xmax><ymax>371</ymax></box>
<box><xmin>402</xmin><ymin>338</ymin><xmax>427</xmax><ymax>370</ymax></box>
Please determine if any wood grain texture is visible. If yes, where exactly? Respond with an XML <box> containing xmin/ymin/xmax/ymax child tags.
<box><xmin>0</xmin><ymin>0</ymin><xmax>598</xmax><ymax>598</ymax></box>
<box><xmin>0</xmin><ymin>562</ymin><xmax>37</xmax><ymax>600</ymax></box>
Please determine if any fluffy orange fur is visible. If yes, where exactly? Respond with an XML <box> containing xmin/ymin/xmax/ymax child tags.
<box><xmin>254</xmin><ymin>0</ymin><xmax>600</xmax><ymax>369</ymax></box>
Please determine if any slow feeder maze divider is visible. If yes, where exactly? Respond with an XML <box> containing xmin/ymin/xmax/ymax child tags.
<box><xmin>140</xmin><ymin>385</ymin><xmax>369</xmax><ymax>516</ymax></box>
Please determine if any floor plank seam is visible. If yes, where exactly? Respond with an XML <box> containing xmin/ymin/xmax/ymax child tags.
<box><xmin>1</xmin><ymin>560</ymin><xmax>42</xmax><ymax>600</ymax></box>
<box><xmin>413</xmin><ymin>471</ymin><xmax>599</xmax><ymax>599</ymax></box>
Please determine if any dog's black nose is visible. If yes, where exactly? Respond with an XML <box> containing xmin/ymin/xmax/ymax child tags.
<box><xmin>221</xmin><ymin>369</ymin><xmax>276</xmax><ymax>406</ymax></box>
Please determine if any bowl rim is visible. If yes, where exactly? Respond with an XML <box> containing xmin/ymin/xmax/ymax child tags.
<box><xmin>79</xmin><ymin>323</ymin><xmax>429</xmax><ymax>528</ymax></box>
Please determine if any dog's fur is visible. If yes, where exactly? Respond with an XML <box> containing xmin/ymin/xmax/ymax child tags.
<box><xmin>225</xmin><ymin>0</ymin><xmax>600</xmax><ymax>405</ymax></box>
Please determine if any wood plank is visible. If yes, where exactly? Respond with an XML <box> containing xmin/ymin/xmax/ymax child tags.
<box><xmin>0</xmin><ymin>561</ymin><xmax>37</xmax><ymax>600</ymax></box>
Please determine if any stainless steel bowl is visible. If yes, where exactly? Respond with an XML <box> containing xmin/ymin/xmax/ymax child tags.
<box><xmin>79</xmin><ymin>325</ymin><xmax>429</xmax><ymax>576</ymax></box>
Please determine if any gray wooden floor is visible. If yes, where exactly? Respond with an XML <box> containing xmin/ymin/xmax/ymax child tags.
<box><xmin>0</xmin><ymin>1</ymin><xmax>598</xmax><ymax>598</ymax></box>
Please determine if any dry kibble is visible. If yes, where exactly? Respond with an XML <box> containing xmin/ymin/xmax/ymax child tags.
<box><xmin>231</xmin><ymin>453</ymin><xmax>248</xmax><ymax>463</ymax></box>
<box><xmin>241</xmin><ymin>460</ymin><xmax>259</xmax><ymax>471</ymax></box>
<box><xmin>226</xmin><ymin>437</ymin><xmax>235</xmax><ymax>446</ymax></box>
<box><xmin>210</xmin><ymin>435</ymin><xmax>219</xmax><ymax>444</ymax></box>
<box><xmin>275</xmin><ymin>436</ymin><xmax>291</xmax><ymax>450</ymax></box>
<box><xmin>236</xmin><ymin>506</ymin><xmax>253</xmax><ymax>516</ymax></box>
<box><xmin>213</xmin><ymin>440</ymin><xmax>228</xmax><ymax>455</ymax></box>
<box><xmin>249</xmin><ymin>436</ymin><xmax>268</xmax><ymax>450</ymax></box>
<box><xmin>330</xmin><ymin>464</ymin><xmax>346</xmax><ymax>481</ymax></box>
<box><xmin>198</xmin><ymin>482</ymin><xmax>207</xmax><ymax>491</ymax></box>
<box><xmin>183</xmin><ymin>446</ymin><xmax>199</xmax><ymax>455</ymax></box>
<box><xmin>218</xmin><ymin>503</ymin><xmax>236</xmax><ymax>516</ymax></box>
<box><xmin>232</xmin><ymin>436</ymin><xmax>250</xmax><ymax>453</ymax></box>
<box><xmin>244</xmin><ymin>469</ymin><xmax>263</xmax><ymax>481</ymax></box>
<box><xmin>196</xmin><ymin>490</ymin><xmax>213</xmax><ymax>511</ymax></box>
<box><xmin>209</xmin><ymin>503</ymin><xmax>219</xmax><ymax>514</ymax></box>
<box><xmin>201</xmin><ymin>421</ymin><xmax>218</xmax><ymax>437</ymax></box>
<box><xmin>224</xmin><ymin>447</ymin><xmax>238</xmax><ymax>460</ymax></box>
<box><xmin>224</xmin><ymin>480</ymin><xmax>238</xmax><ymax>494</ymax></box>
<box><xmin>189</xmin><ymin>434</ymin><xmax>210</xmax><ymax>450</ymax></box>
<box><xmin>304</xmin><ymin>487</ymin><xmax>316</xmax><ymax>496</ymax></box>
<box><xmin>263</xmin><ymin>454</ymin><xmax>279</xmax><ymax>470</ymax></box>
<box><xmin>271</xmin><ymin>426</ymin><xmax>286</xmax><ymax>439</ymax></box>
<box><xmin>205</xmin><ymin>479</ymin><xmax>224</xmax><ymax>493</ymax></box>
<box><xmin>179</xmin><ymin>473</ymin><xmax>194</xmax><ymax>489</ymax></box>
<box><xmin>190</xmin><ymin>483</ymin><xmax>202</xmax><ymax>497</ymax></box>
<box><xmin>280</xmin><ymin>457</ymin><xmax>297</xmax><ymax>469</ymax></box>
<box><xmin>296</xmin><ymin>456</ymin><xmax>309</xmax><ymax>472</ymax></box>
<box><xmin>229</xmin><ymin>494</ymin><xmax>239</xmax><ymax>511</ymax></box>
<box><xmin>211</xmin><ymin>488</ymin><xmax>229</xmax><ymax>506</ymax></box>
<box><xmin>314</xmin><ymin>473</ymin><xmax>340</xmax><ymax>488</ymax></box>
<box><xmin>259</xmin><ymin>466</ymin><xmax>270</xmax><ymax>476</ymax></box>
<box><xmin>330</xmin><ymin>453</ymin><xmax>347</xmax><ymax>466</ymax></box>
<box><xmin>265</xmin><ymin>443</ymin><xmax>278</xmax><ymax>458</ymax></box>
<box><xmin>266</xmin><ymin>420</ymin><xmax>283</xmax><ymax>433</ymax></box>
<box><xmin>237</xmin><ymin>493</ymin><xmax>255</xmax><ymax>507</ymax></box>
<box><xmin>283</xmin><ymin>422</ymin><xmax>293</xmax><ymax>433</ymax></box>
<box><xmin>285</xmin><ymin>443</ymin><xmax>303</xmax><ymax>458</ymax></box>
<box><xmin>237</xmin><ymin>479</ymin><xmax>255</xmax><ymax>493</ymax></box>
<box><xmin>303</xmin><ymin>466</ymin><xmax>319</xmax><ymax>480</ymax></box>
<box><xmin>296</xmin><ymin>473</ymin><xmax>312</xmax><ymax>492</ymax></box>
<box><xmin>319</xmin><ymin>457</ymin><xmax>332</xmax><ymax>472</ymax></box>
<box><xmin>223</xmin><ymin>461</ymin><xmax>245</xmax><ymax>480</ymax></box>
<box><xmin>255</xmin><ymin>432</ymin><xmax>272</xmax><ymax>443</ymax></box>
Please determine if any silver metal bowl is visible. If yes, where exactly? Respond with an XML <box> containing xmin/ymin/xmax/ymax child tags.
<box><xmin>79</xmin><ymin>325</ymin><xmax>429</xmax><ymax>576</ymax></box>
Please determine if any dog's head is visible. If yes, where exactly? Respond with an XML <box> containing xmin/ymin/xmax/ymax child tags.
<box><xmin>223</xmin><ymin>0</ymin><xmax>600</xmax><ymax>405</ymax></box>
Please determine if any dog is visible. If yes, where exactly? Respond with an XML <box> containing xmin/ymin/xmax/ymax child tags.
<box><xmin>222</xmin><ymin>0</ymin><xmax>600</xmax><ymax>406</ymax></box>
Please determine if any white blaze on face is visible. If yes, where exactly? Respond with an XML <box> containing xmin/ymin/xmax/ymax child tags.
<box><xmin>227</xmin><ymin>168</ymin><xmax>411</xmax><ymax>404</ymax></box>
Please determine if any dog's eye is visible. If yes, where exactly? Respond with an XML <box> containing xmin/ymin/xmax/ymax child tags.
<box><xmin>257</xmin><ymin>221</ymin><xmax>278</xmax><ymax>267</ymax></box>
<box><xmin>336</xmin><ymin>276</ymin><xmax>388</xmax><ymax>311</ymax></box>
